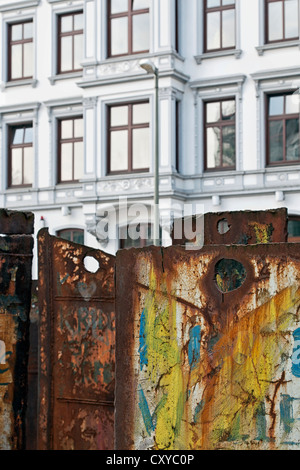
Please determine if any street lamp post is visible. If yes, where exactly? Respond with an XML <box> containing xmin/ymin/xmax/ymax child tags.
<box><xmin>139</xmin><ymin>59</ymin><xmax>160</xmax><ymax>246</ymax></box>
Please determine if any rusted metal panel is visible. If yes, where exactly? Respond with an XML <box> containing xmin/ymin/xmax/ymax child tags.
<box><xmin>116</xmin><ymin>241</ymin><xmax>300</xmax><ymax>450</ymax></box>
<box><xmin>171</xmin><ymin>208</ymin><xmax>288</xmax><ymax>246</ymax></box>
<box><xmin>0</xmin><ymin>209</ymin><xmax>34</xmax><ymax>235</ymax></box>
<box><xmin>0</xmin><ymin>213</ymin><xmax>34</xmax><ymax>450</ymax></box>
<box><xmin>38</xmin><ymin>228</ymin><xmax>115</xmax><ymax>450</ymax></box>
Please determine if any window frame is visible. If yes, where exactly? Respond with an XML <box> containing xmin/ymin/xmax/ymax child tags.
<box><xmin>204</xmin><ymin>0</ymin><xmax>236</xmax><ymax>53</ymax></box>
<box><xmin>288</xmin><ymin>216</ymin><xmax>300</xmax><ymax>242</ymax></box>
<box><xmin>57</xmin><ymin>10</ymin><xmax>83</xmax><ymax>75</ymax></box>
<box><xmin>265</xmin><ymin>0</ymin><xmax>299</xmax><ymax>44</ymax></box>
<box><xmin>204</xmin><ymin>97</ymin><xmax>236</xmax><ymax>172</ymax></box>
<box><xmin>119</xmin><ymin>222</ymin><xmax>158</xmax><ymax>249</ymax></box>
<box><xmin>57</xmin><ymin>115</ymin><xmax>84</xmax><ymax>184</ymax></box>
<box><xmin>8</xmin><ymin>122</ymin><xmax>33</xmax><ymax>188</ymax></box>
<box><xmin>265</xmin><ymin>91</ymin><xmax>300</xmax><ymax>167</ymax></box>
<box><xmin>57</xmin><ymin>228</ymin><xmax>85</xmax><ymax>244</ymax></box>
<box><xmin>107</xmin><ymin>101</ymin><xmax>150</xmax><ymax>175</ymax></box>
<box><xmin>107</xmin><ymin>0</ymin><xmax>150</xmax><ymax>58</ymax></box>
<box><xmin>8</xmin><ymin>20</ymin><xmax>34</xmax><ymax>82</ymax></box>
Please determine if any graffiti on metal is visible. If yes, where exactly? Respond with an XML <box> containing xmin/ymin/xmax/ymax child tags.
<box><xmin>171</xmin><ymin>208</ymin><xmax>287</xmax><ymax>246</ymax></box>
<box><xmin>0</xmin><ymin>209</ymin><xmax>33</xmax><ymax>450</ymax></box>
<box><xmin>38</xmin><ymin>229</ymin><xmax>115</xmax><ymax>450</ymax></box>
<box><xmin>116</xmin><ymin>242</ymin><xmax>300</xmax><ymax>450</ymax></box>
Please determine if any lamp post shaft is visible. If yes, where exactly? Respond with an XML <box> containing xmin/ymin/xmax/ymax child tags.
<box><xmin>154</xmin><ymin>71</ymin><xmax>160</xmax><ymax>246</ymax></box>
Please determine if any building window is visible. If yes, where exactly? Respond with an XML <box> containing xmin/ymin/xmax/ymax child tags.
<box><xmin>57</xmin><ymin>11</ymin><xmax>83</xmax><ymax>74</ymax></box>
<box><xmin>267</xmin><ymin>93</ymin><xmax>300</xmax><ymax>165</ymax></box>
<box><xmin>58</xmin><ymin>117</ymin><xmax>84</xmax><ymax>183</ymax></box>
<box><xmin>204</xmin><ymin>0</ymin><xmax>236</xmax><ymax>52</ymax></box>
<box><xmin>8</xmin><ymin>21</ymin><xmax>33</xmax><ymax>81</ymax></box>
<box><xmin>108</xmin><ymin>0</ymin><xmax>150</xmax><ymax>57</ymax></box>
<box><xmin>57</xmin><ymin>228</ymin><xmax>84</xmax><ymax>245</ymax></box>
<box><xmin>204</xmin><ymin>98</ymin><xmax>236</xmax><ymax>170</ymax></box>
<box><xmin>8</xmin><ymin>124</ymin><xmax>33</xmax><ymax>187</ymax></box>
<box><xmin>119</xmin><ymin>223</ymin><xmax>156</xmax><ymax>249</ymax></box>
<box><xmin>288</xmin><ymin>216</ymin><xmax>300</xmax><ymax>242</ymax></box>
<box><xmin>108</xmin><ymin>102</ymin><xmax>150</xmax><ymax>174</ymax></box>
<box><xmin>265</xmin><ymin>0</ymin><xmax>299</xmax><ymax>43</ymax></box>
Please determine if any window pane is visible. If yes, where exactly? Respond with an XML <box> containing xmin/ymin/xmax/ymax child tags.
<box><xmin>110</xmin><ymin>130</ymin><xmax>128</xmax><ymax>171</ymax></box>
<box><xmin>12</xmin><ymin>128</ymin><xmax>24</xmax><ymax>145</ymax></box>
<box><xmin>11</xmin><ymin>148</ymin><xmax>23</xmax><ymax>185</ymax></box>
<box><xmin>132</xmin><ymin>128</ymin><xmax>150</xmax><ymax>169</ymax></box>
<box><xmin>206</xmin><ymin>102</ymin><xmax>220</xmax><ymax>123</ymax></box>
<box><xmin>269</xmin><ymin>96</ymin><xmax>284</xmax><ymax>116</ymax></box>
<box><xmin>111</xmin><ymin>106</ymin><xmax>128</xmax><ymax>126</ymax></box>
<box><xmin>222</xmin><ymin>125</ymin><xmax>235</xmax><ymax>167</ymax></box>
<box><xmin>23</xmin><ymin>22</ymin><xmax>33</xmax><ymax>39</ymax></box>
<box><xmin>222</xmin><ymin>0</ymin><xmax>235</xmax><ymax>5</ymax></box>
<box><xmin>23</xmin><ymin>146</ymin><xmax>33</xmax><ymax>184</ymax></box>
<box><xmin>61</xmin><ymin>142</ymin><xmax>73</xmax><ymax>180</ymax></box>
<box><xmin>206</xmin><ymin>127</ymin><xmax>221</xmax><ymax>168</ymax></box>
<box><xmin>286</xmin><ymin>94</ymin><xmax>299</xmax><ymax>114</ymax></box>
<box><xmin>61</xmin><ymin>120</ymin><xmax>73</xmax><ymax>139</ymax></box>
<box><xmin>207</xmin><ymin>0</ymin><xmax>221</xmax><ymax>7</ymax></box>
<box><xmin>60</xmin><ymin>36</ymin><xmax>73</xmax><ymax>71</ymax></box>
<box><xmin>11</xmin><ymin>44</ymin><xmax>22</xmax><ymax>79</ymax></box>
<box><xmin>286</xmin><ymin>118</ymin><xmax>299</xmax><ymax>160</ymax></box>
<box><xmin>111</xmin><ymin>17</ymin><xmax>128</xmax><ymax>55</ymax></box>
<box><xmin>132</xmin><ymin>103</ymin><xmax>150</xmax><ymax>124</ymax></box>
<box><xmin>72</xmin><ymin>230</ymin><xmax>84</xmax><ymax>244</ymax></box>
<box><xmin>222</xmin><ymin>9</ymin><xmax>235</xmax><ymax>48</ymax></box>
<box><xmin>74</xmin><ymin>13</ymin><xmax>83</xmax><ymax>31</ymax></box>
<box><xmin>285</xmin><ymin>0</ymin><xmax>298</xmax><ymax>38</ymax></box>
<box><xmin>132</xmin><ymin>13</ymin><xmax>149</xmax><ymax>52</ymax></box>
<box><xmin>288</xmin><ymin>219</ymin><xmax>300</xmax><ymax>237</ymax></box>
<box><xmin>11</xmin><ymin>24</ymin><xmax>22</xmax><ymax>41</ymax></box>
<box><xmin>207</xmin><ymin>12</ymin><xmax>221</xmax><ymax>50</ymax></box>
<box><xmin>132</xmin><ymin>0</ymin><xmax>150</xmax><ymax>10</ymax></box>
<box><xmin>74</xmin><ymin>33</ymin><xmax>83</xmax><ymax>69</ymax></box>
<box><xmin>269</xmin><ymin>120</ymin><xmax>283</xmax><ymax>162</ymax></box>
<box><xmin>111</xmin><ymin>0</ymin><xmax>128</xmax><ymax>14</ymax></box>
<box><xmin>222</xmin><ymin>100</ymin><xmax>235</xmax><ymax>120</ymax></box>
<box><xmin>268</xmin><ymin>2</ymin><xmax>283</xmax><ymax>41</ymax></box>
<box><xmin>24</xmin><ymin>127</ymin><xmax>33</xmax><ymax>144</ymax></box>
<box><xmin>74</xmin><ymin>141</ymin><xmax>84</xmax><ymax>179</ymax></box>
<box><xmin>61</xmin><ymin>15</ymin><xmax>73</xmax><ymax>33</ymax></box>
<box><xmin>74</xmin><ymin>118</ymin><xmax>84</xmax><ymax>138</ymax></box>
<box><xmin>23</xmin><ymin>42</ymin><xmax>33</xmax><ymax>77</ymax></box>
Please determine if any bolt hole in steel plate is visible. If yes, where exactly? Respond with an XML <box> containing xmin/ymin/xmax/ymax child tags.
<box><xmin>215</xmin><ymin>258</ymin><xmax>247</xmax><ymax>293</ymax></box>
<box><xmin>217</xmin><ymin>218</ymin><xmax>231</xmax><ymax>235</ymax></box>
<box><xmin>83</xmin><ymin>255</ymin><xmax>100</xmax><ymax>273</ymax></box>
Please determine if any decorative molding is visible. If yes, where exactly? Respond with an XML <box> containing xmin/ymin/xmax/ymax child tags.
<box><xmin>256</xmin><ymin>41</ymin><xmax>300</xmax><ymax>56</ymax></box>
<box><xmin>3</xmin><ymin>78</ymin><xmax>37</xmax><ymax>89</ymax></box>
<box><xmin>48</xmin><ymin>71</ymin><xmax>83</xmax><ymax>85</ymax></box>
<box><xmin>98</xmin><ymin>177</ymin><xmax>153</xmax><ymax>194</ymax></box>
<box><xmin>194</xmin><ymin>49</ymin><xmax>242</xmax><ymax>64</ymax></box>
<box><xmin>190</xmin><ymin>74</ymin><xmax>246</xmax><ymax>91</ymax></box>
<box><xmin>0</xmin><ymin>101</ymin><xmax>40</xmax><ymax>115</ymax></box>
<box><xmin>83</xmin><ymin>96</ymin><xmax>98</xmax><ymax>107</ymax></box>
<box><xmin>85</xmin><ymin>214</ymin><xmax>109</xmax><ymax>247</ymax></box>
<box><xmin>0</xmin><ymin>0</ymin><xmax>40</xmax><ymax>12</ymax></box>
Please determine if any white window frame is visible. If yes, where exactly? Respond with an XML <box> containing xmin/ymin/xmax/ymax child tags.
<box><xmin>48</xmin><ymin>0</ymin><xmax>84</xmax><ymax>85</ymax></box>
<box><xmin>194</xmin><ymin>0</ymin><xmax>242</xmax><ymax>64</ymax></box>
<box><xmin>256</xmin><ymin>0</ymin><xmax>300</xmax><ymax>55</ymax></box>
<box><xmin>0</xmin><ymin>102</ymin><xmax>40</xmax><ymax>190</ymax></box>
<box><xmin>1</xmin><ymin>9</ymin><xmax>37</xmax><ymax>88</ymax></box>
<box><xmin>251</xmin><ymin>66</ymin><xmax>300</xmax><ymax>169</ymax></box>
<box><xmin>190</xmin><ymin>74</ymin><xmax>246</xmax><ymax>174</ymax></box>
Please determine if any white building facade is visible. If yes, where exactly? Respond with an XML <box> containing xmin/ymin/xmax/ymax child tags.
<box><xmin>1</xmin><ymin>0</ymin><xmax>300</xmax><ymax>277</ymax></box>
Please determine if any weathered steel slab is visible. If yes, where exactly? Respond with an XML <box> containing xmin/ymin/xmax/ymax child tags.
<box><xmin>0</xmin><ymin>213</ymin><xmax>34</xmax><ymax>450</ymax></box>
<box><xmin>0</xmin><ymin>209</ymin><xmax>34</xmax><ymax>235</ymax></box>
<box><xmin>116</xmin><ymin>242</ymin><xmax>300</xmax><ymax>450</ymax></box>
<box><xmin>38</xmin><ymin>228</ymin><xmax>115</xmax><ymax>450</ymax></box>
<box><xmin>171</xmin><ymin>208</ymin><xmax>287</xmax><ymax>246</ymax></box>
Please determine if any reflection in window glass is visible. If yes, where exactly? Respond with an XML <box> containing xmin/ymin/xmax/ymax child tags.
<box><xmin>205</xmin><ymin>0</ymin><xmax>235</xmax><ymax>51</ymax></box>
<box><xmin>207</xmin><ymin>12</ymin><xmax>220</xmax><ymax>50</ymax></box>
<box><xmin>59</xmin><ymin>117</ymin><xmax>84</xmax><ymax>182</ymax></box>
<box><xmin>269</xmin><ymin>96</ymin><xmax>284</xmax><ymax>116</ymax></box>
<box><xmin>132</xmin><ymin>13</ymin><xmax>150</xmax><ymax>52</ymax></box>
<box><xmin>110</xmin><ymin>130</ymin><xmax>128</xmax><ymax>171</ymax></box>
<box><xmin>222</xmin><ymin>9</ymin><xmax>235</xmax><ymax>48</ymax></box>
<box><xmin>111</xmin><ymin>0</ymin><xmax>128</xmax><ymax>14</ymax></box>
<box><xmin>9</xmin><ymin>124</ymin><xmax>33</xmax><ymax>187</ymax></box>
<box><xmin>58</xmin><ymin>12</ymin><xmax>83</xmax><ymax>73</ymax></box>
<box><xmin>58</xmin><ymin>229</ymin><xmax>84</xmax><ymax>245</ymax></box>
<box><xmin>9</xmin><ymin>21</ymin><xmax>33</xmax><ymax>80</ymax></box>
<box><xmin>132</xmin><ymin>128</ymin><xmax>150</xmax><ymax>169</ymax></box>
<box><xmin>111</xmin><ymin>17</ymin><xmax>128</xmax><ymax>55</ymax></box>
<box><xmin>206</xmin><ymin>127</ymin><xmax>221</xmax><ymax>168</ymax></box>
<box><xmin>267</xmin><ymin>0</ymin><xmax>299</xmax><ymax>42</ymax></box>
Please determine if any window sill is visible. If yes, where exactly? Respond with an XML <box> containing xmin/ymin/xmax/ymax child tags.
<box><xmin>256</xmin><ymin>40</ymin><xmax>300</xmax><ymax>56</ymax></box>
<box><xmin>3</xmin><ymin>78</ymin><xmax>37</xmax><ymax>89</ymax></box>
<box><xmin>194</xmin><ymin>49</ymin><xmax>242</xmax><ymax>64</ymax></box>
<box><xmin>49</xmin><ymin>71</ymin><xmax>83</xmax><ymax>85</ymax></box>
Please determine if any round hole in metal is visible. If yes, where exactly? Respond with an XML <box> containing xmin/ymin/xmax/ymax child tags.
<box><xmin>217</xmin><ymin>218</ymin><xmax>230</xmax><ymax>235</ymax></box>
<box><xmin>83</xmin><ymin>255</ymin><xmax>100</xmax><ymax>273</ymax></box>
<box><xmin>215</xmin><ymin>258</ymin><xmax>246</xmax><ymax>293</ymax></box>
